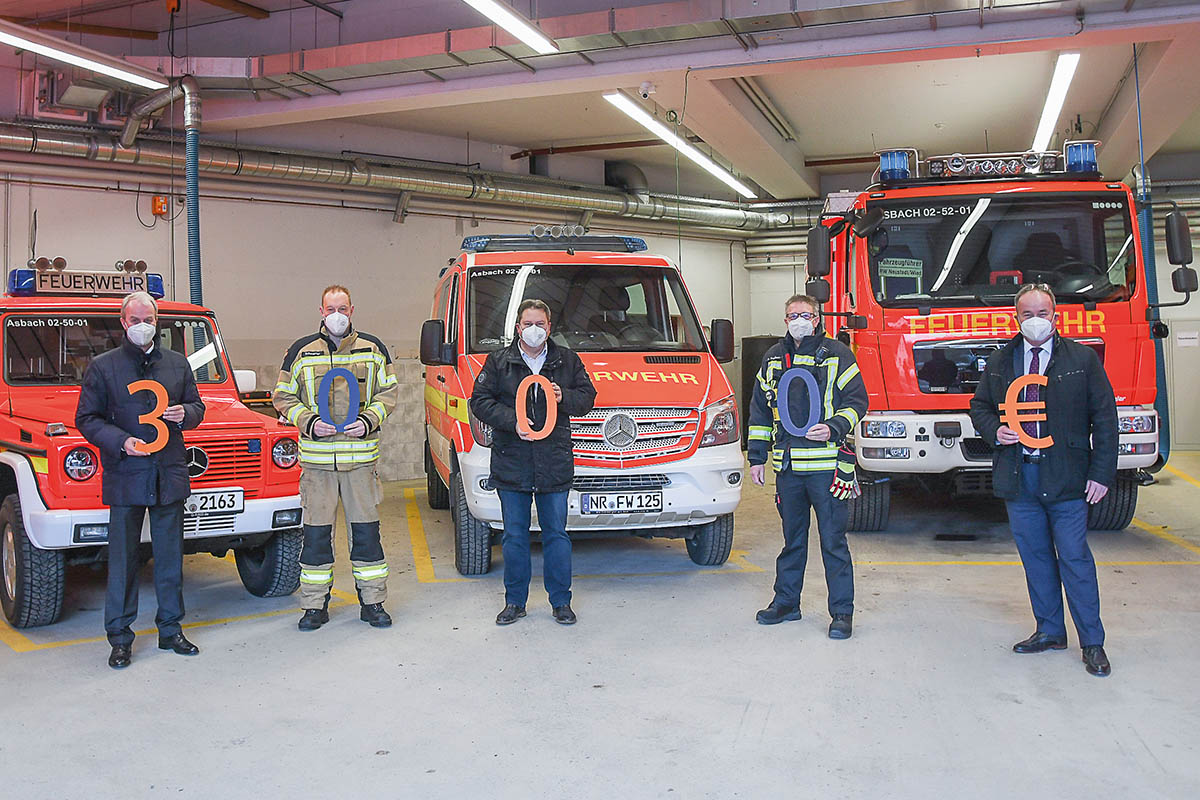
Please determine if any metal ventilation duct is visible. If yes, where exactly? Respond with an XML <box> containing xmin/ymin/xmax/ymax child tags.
<box><xmin>0</xmin><ymin>122</ymin><xmax>797</xmax><ymax>232</ymax></box>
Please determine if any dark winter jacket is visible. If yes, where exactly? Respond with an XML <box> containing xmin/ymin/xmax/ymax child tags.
<box><xmin>747</xmin><ymin>327</ymin><xmax>868</xmax><ymax>473</ymax></box>
<box><xmin>76</xmin><ymin>338</ymin><xmax>206</xmax><ymax>507</ymax></box>
<box><xmin>470</xmin><ymin>339</ymin><xmax>597</xmax><ymax>493</ymax></box>
<box><xmin>969</xmin><ymin>333</ymin><xmax>1117</xmax><ymax>502</ymax></box>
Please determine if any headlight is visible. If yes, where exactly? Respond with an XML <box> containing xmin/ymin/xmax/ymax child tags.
<box><xmin>862</xmin><ymin>420</ymin><xmax>907</xmax><ymax>438</ymax></box>
<box><xmin>469</xmin><ymin>406</ymin><xmax>494</xmax><ymax>448</ymax></box>
<box><xmin>1118</xmin><ymin>415</ymin><xmax>1155</xmax><ymax>434</ymax></box>
<box><xmin>64</xmin><ymin>447</ymin><xmax>97</xmax><ymax>481</ymax></box>
<box><xmin>700</xmin><ymin>396</ymin><xmax>739</xmax><ymax>448</ymax></box>
<box><xmin>272</xmin><ymin>438</ymin><xmax>299</xmax><ymax>468</ymax></box>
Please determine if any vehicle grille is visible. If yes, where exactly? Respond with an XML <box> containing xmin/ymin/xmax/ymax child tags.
<box><xmin>643</xmin><ymin>355</ymin><xmax>701</xmax><ymax>364</ymax></box>
<box><xmin>572</xmin><ymin>474</ymin><xmax>672</xmax><ymax>491</ymax></box>
<box><xmin>183</xmin><ymin>512</ymin><xmax>238</xmax><ymax>536</ymax></box>
<box><xmin>960</xmin><ymin>438</ymin><xmax>994</xmax><ymax>462</ymax></box>
<box><xmin>187</xmin><ymin>439</ymin><xmax>263</xmax><ymax>498</ymax></box>
<box><xmin>571</xmin><ymin>407</ymin><xmax>699</xmax><ymax>463</ymax></box>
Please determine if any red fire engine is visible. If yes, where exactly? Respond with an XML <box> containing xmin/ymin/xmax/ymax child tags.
<box><xmin>803</xmin><ymin>142</ymin><xmax>1196</xmax><ymax>531</ymax></box>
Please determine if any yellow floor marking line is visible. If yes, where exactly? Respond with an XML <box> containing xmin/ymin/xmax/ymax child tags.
<box><xmin>0</xmin><ymin>586</ymin><xmax>355</xmax><ymax>655</ymax></box>
<box><xmin>404</xmin><ymin>487</ymin><xmax>468</xmax><ymax>584</ymax></box>
<box><xmin>1131</xmin><ymin>517</ymin><xmax>1200</xmax><ymax>557</ymax></box>
<box><xmin>856</xmin><ymin>559</ymin><xmax>1199</xmax><ymax>567</ymax></box>
<box><xmin>1164</xmin><ymin>464</ymin><xmax>1200</xmax><ymax>491</ymax></box>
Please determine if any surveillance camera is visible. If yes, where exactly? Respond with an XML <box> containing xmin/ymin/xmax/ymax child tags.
<box><xmin>639</xmin><ymin>81</ymin><xmax>655</xmax><ymax>99</ymax></box>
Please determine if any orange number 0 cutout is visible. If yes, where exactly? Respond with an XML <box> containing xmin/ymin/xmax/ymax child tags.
<box><xmin>515</xmin><ymin>375</ymin><xmax>557</xmax><ymax>441</ymax></box>
<box><xmin>127</xmin><ymin>379</ymin><xmax>170</xmax><ymax>454</ymax></box>
<box><xmin>998</xmin><ymin>373</ymin><xmax>1054</xmax><ymax>449</ymax></box>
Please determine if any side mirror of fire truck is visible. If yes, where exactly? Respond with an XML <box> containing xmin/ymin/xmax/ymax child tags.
<box><xmin>709</xmin><ymin>318</ymin><xmax>735</xmax><ymax>363</ymax></box>
<box><xmin>806</xmin><ymin>278</ymin><xmax>831</xmax><ymax>304</ymax></box>
<box><xmin>806</xmin><ymin>224</ymin><xmax>831</xmax><ymax>277</ymax></box>
<box><xmin>419</xmin><ymin>319</ymin><xmax>454</xmax><ymax>366</ymax></box>
<box><xmin>1165</xmin><ymin>209</ymin><xmax>1193</xmax><ymax>268</ymax></box>
<box><xmin>851</xmin><ymin>207</ymin><xmax>885</xmax><ymax>238</ymax></box>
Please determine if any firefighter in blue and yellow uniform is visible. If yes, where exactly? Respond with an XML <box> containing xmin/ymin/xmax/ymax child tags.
<box><xmin>273</xmin><ymin>284</ymin><xmax>399</xmax><ymax>631</ymax></box>
<box><xmin>747</xmin><ymin>293</ymin><xmax>868</xmax><ymax>639</ymax></box>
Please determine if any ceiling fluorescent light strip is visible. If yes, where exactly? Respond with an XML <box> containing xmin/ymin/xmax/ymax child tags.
<box><xmin>0</xmin><ymin>21</ymin><xmax>168</xmax><ymax>90</ymax></box>
<box><xmin>1031</xmin><ymin>52</ymin><xmax>1080</xmax><ymax>153</ymax></box>
<box><xmin>460</xmin><ymin>0</ymin><xmax>559</xmax><ymax>55</ymax></box>
<box><xmin>603</xmin><ymin>92</ymin><xmax>757</xmax><ymax>199</ymax></box>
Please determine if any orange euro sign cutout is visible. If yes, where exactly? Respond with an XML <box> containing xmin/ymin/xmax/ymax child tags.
<box><xmin>127</xmin><ymin>379</ymin><xmax>169</xmax><ymax>454</ymax></box>
<box><xmin>515</xmin><ymin>375</ymin><xmax>557</xmax><ymax>441</ymax></box>
<box><xmin>999</xmin><ymin>373</ymin><xmax>1054</xmax><ymax>449</ymax></box>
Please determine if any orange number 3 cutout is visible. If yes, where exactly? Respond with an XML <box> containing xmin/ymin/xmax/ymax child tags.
<box><xmin>515</xmin><ymin>375</ymin><xmax>558</xmax><ymax>441</ymax></box>
<box><xmin>127</xmin><ymin>379</ymin><xmax>170</xmax><ymax>454</ymax></box>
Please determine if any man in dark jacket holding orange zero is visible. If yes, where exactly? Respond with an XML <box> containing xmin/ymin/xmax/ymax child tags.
<box><xmin>470</xmin><ymin>299</ymin><xmax>597</xmax><ymax>626</ymax></box>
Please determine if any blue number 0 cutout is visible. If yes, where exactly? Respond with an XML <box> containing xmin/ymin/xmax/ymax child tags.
<box><xmin>777</xmin><ymin>367</ymin><xmax>822</xmax><ymax>436</ymax></box>
<box><xmin>317</xmin><ymin>367</ymin><xmax>360</xmax><ymax>433</ymax></box>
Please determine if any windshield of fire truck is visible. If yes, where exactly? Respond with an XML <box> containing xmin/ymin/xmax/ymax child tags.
<box><xmin>4</xmin><ymin>314</ymin><xmax>227</xmax><ymax>385</ymax></box>
<box><xmin>865</xmin><ymin>192</ymin><xmax>1135</xmax><ymax>307</ymax></box>
<box><xmin>467</xmin><ymin>264</ymin><xmax>707</xmax><ymax>353</ymax></box>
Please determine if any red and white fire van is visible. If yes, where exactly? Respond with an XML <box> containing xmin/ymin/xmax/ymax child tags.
<box><xmin>420</xmin><ymin>232</ymin><xmax>743</xmax><ymax>575</ymax></box>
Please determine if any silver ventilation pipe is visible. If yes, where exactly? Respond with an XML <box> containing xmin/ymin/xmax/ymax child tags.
<box><xmin>0</xmin><ymin>122</ymin><xmax>796</xmax><ymax>232</ymax></box>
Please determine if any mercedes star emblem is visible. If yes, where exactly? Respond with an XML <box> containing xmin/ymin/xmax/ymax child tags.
<box><xmin>602</xmin><ymin>413</ymin><xmax>638</xmax><ymax>449</ymax></box>
<box><xmin>185</xmin><ymin>446</ymin><xmax>210</xmax><ymax>478</ymax></box>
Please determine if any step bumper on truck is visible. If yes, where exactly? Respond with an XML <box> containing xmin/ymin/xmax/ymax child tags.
<box><xmin>854</xmin><ymin>408</ymin><xmax>1159</xmax><ymax>474</ymax></box>
<box><xmin>458</xmin><ymin>440</ymin><xmax>744</xmax><ymax>530</ymax></box>
<box><xmin>2</xmin><ymin>452</ymin><xmax>303</xmax><ymax>550</ymax></box>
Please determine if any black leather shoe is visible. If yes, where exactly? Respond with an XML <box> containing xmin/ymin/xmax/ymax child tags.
<box><xmin>828</xmin><ymin>613</ymin><xmax>853</xmax><ymax>640</ymax></box>
<box><xmin>495</xmin><ymin>604</ymin><xmax>526</xmax><ymax>625</ymax></box>
<box><xmin>1012</xmin><ymin>631</ymin><xmax>1068</xmax><ymax>653</ymax></box>
<box><xmin>756</xmin><ymin>602</ymin><xmax>801</xmax><ymax>625</ymax></box>
<box><xmin>1082</xmin><ymin>645</ymin><xmax>1111</xmax><ymax>677</ymax></box>
<box><xmin>552</xmin><ymin>605</ymin><xmax>577</xmax><ymax>625</ymax></box>
<box><xmin>108</xmin><ymin>645</ymin><xmax>131</xmax><ymax>669</ymax></box>
<box><xmin>298</xmin><ymin>608</ymin><xmax>329</xmax><ymax>631</ymax></box>
<box><xmin>157</xmin><ymin>633</ymin><xmax>199</xmax><ymax>656</ymax></box>
<box><xmin>360</xmin><ymin>603</ymin><xmax>392</xmax><ymax>628</ymax></box>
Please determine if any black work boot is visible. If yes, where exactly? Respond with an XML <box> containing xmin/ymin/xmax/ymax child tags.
<box><xmin>360</xmin><ymin>603</ymin><xmax>392</xmax><ymax>628</ymax></box>
<box><xmin>298</xmin><ymin>594</ymin><xmax>331</xmax><ymax>631</ymax></box>
<box><xmin>756</xmin><ymin>602</ymin><xmax>802</xmax><ymax>625</ymax></box>
<box><xmin>828</xmin><ymin>613</ymin><xmax>853</xmax><ymax>640</ymax></box>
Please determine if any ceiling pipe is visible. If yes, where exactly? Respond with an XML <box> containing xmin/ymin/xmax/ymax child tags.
<box><xmin>119</xmin><ymin>77</ymin><xmax>204</xmax><ymax>305</ymax></box>
<box><xmin>0</xmin><ymin>121</ymin><xmax>797</xmax><ymax>231</ymax></box>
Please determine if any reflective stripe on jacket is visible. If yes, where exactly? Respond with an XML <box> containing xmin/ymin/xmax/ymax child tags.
<box><xmin>272</xmin><ymin>326</ymin><xmax>399</xmax><ymax>471</ymax></box>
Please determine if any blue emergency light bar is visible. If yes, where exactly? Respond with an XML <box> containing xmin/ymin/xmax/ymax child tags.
<box><xmin>878</xmin><ymin>140</ymin><xmax>1102</xmax><ymax>186</ymax></box>
<box><xmin>460</xmin><ymin>235</ymin><xmax>649</xmax><ymax>253</ymax></box>
<box><xmin>7</xmin><ymin>269</ymin><xmax>166</xmax><ymax>299</ymax></box>
<box><xmin>1065</xmin><ymin>141</ymin><xmax>1098</xmax><ymax>173</ymax></box>
<box><xmin>879</xmin><ymin>151</ymin><xmax>911</xmax><ymax>181</ymax></box>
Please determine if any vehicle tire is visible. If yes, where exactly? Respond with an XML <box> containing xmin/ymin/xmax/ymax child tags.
<box><xmin>234</xmin><ymin>529</ymin><xmax>302</xmax><ymax>597</ymax></box>
<box><xmin>1087</xmin><ymin>472</ymin><xmax>1137</xmax><ymax>531</ymax></box>
<box><xmin>452</xmin><ymin>472</ymin><xmax>492</xmax><ymax>575</ymax></box>
<box><xmin>0</xmin><ymin>494</ymin><xmax>65</xmax><ymax>628</ymax></box>
<box><xmin>846</xmin><ymin>479</ymin><xmax>890</xmax><ymax>532</ymax></box>
<box><xmin>686</xmin><ymin>513</ymin><xmax>734</xmax><ymax>566</ymax></box>
<box><xmin>426</xmin><ymin>441</ymin><xmax>450</xmax><ymax>510</ymax></box>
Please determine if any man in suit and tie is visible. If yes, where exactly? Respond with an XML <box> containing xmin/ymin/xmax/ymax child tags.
<box><xmin>970</xmin><ymin>283</ymin><xmax>1118</xmax><ymax>677</ymax></box>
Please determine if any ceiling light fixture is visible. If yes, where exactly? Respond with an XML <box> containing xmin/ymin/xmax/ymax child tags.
<box><xmin>603</xmin><ymin>91</ymin><xmax>757</xmax><ymax>199</ymax></box>
<box><xmin>0</xmin><ymin>19</ymin><xmax>168</xmax><ymax>90</ymax></box>
<box><xmin>1031</xmin><ymin>52</ymin><xmax>1080</xmax><ymax>152</ymax></box>
<box><xmin>460</xmin><ymin>0</ymin><xmax>559</xmax><ymax>55</ymax></box>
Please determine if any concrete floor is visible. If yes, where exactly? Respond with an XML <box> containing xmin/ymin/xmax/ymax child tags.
<box><xmin>4</xmin><ymin>455</ymin><xmax>1200</xmax><ymax>798</ymax></box>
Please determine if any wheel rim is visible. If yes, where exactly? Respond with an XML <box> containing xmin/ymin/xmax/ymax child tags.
<box><xmin>2</xmin><ymin>523</ymin><xmax>16</xmax><ymax>601</ymax></box>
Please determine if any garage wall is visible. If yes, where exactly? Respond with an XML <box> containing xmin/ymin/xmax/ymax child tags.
<box><xmin>0</xmin><ymin>174</ymin><xmax>748</xmax><ymax>479</ymax></box>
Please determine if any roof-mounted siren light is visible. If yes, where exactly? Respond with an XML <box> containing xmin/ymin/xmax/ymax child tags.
<box><xmin>1064</xmin><ymin>140</ymin><xmax>1099</xmax><ymax>174</ymax></box>
<box><xmin>878</xmin><ymin>150</ymin><xmax>913</xmax><ymax>182</ymax></box>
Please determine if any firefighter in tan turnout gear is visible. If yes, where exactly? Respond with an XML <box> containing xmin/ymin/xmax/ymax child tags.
<box><xmin>273</xmin><ymin>285</ymin><xmax>399</xmax><ymax>630</ymax></box>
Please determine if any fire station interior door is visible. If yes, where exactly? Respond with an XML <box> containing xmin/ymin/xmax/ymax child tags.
<box><xmin>1167</xmin><ymin>319</ymin><xmax>1200</xmax><ymax>450</ymax></box>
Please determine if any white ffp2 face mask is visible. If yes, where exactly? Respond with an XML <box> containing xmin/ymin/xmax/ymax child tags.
<box><xmin>324</xmin><ymin>312</ymin><xmax>350</xmax><ymax>337</ymax></box>
<box><xmin>1020</xmin><ymin>316</ymin><xmax>1055</xmax><ymax>344</ymax></box>
<box><xmin>127</xmin><ymin>322</ymin><xmax>156</xmax><ymax>348</ymax></box>
<box><xmin>787</xmin><ymin>317</ymin><xmax>815</xmax><ymax>340</ymax></box>
<box><xmin>521</xmin><ymin>325</ymin><xmax>548</xmax><ymax>349</ymax></box>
